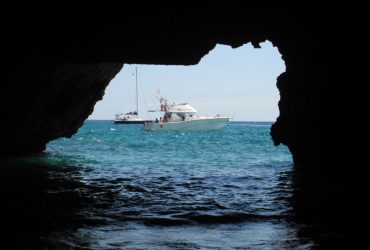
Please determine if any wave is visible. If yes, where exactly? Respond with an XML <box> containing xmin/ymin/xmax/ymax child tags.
<box><xmin>112</xmin><ymin>212</ymin><xmax>289</xmax><ymax>227</ymax></box>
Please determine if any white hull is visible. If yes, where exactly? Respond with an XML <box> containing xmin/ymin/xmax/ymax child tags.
<box><xmin>143</xmin><ymin>117</ymin><xmax>229</xmax><ymax>131</ymax></box>
<box><xmin>114</xmin><ymin>118</ymin><xmax>152</xmax><ymax>124</ymax></box>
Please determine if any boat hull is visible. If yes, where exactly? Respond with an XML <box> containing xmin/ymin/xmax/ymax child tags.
<box><xmin>114</xmin><ymin>120</ymin><xmax>152</xmax><ymax>124</ymax></box>
<box><xmin>143</xmin><ymin>118</ymin><xmax>229</xmax><ymax>131</ymax></box>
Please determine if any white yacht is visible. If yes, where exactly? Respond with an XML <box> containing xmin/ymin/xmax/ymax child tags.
<box><xmin>143</xmin><ymin>96</ymin><xmax>231</xmax><ymax>131</ymax></box>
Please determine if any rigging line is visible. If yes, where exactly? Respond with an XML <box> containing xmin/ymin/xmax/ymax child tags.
<box><xmin>151</xmin><ymin>80</ymin><xmax>158</xmax><ymax>95</ymax></box>
<box><xmin>141</xmin><ymin>79</ymin><xmax>157</xmax><ymax>112</ymax></box>
<box><xmin>141</xmin><ymin>82</ymin><xmax>153</xmax><ymax>120</ymax></box>
<box><xmin>135</xmin><ymin>66</ymin><xmax>138</xmax><ymax>115</ymax></box>
<box><xmin>150</xmin><ymin>81</ymin><xmax>162</xmax><ymax>101</ymax></box>
<box><xmin>142</xmin><ymin>80</ymin><xmax>158</xmax><ymax>108</ymax></box>
<box><xmin>142</xmin><ymin>79</ymin><xmax>157</xmax><ymax>106</ymax></box>
<box><xmin>128</xmin><ymin>67</ymin><xmax>136</xmax><ymax>112</ymax></box>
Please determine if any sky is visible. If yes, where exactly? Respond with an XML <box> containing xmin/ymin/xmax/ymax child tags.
<box><xmin>89</xmin><ymin>41</ymin><xmax>285</xmax><ymax>121</ymax></box>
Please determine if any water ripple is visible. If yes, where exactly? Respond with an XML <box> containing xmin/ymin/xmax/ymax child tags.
<box><xmin>0</xmin><ymin>122</ymin><xmax>316</xmax><ymax>249</ymax></box>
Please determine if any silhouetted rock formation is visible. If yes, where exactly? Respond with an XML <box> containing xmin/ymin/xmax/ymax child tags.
<box><xmin>2</xmin><ymin>62</ymin><xmax>123</xmax><ymax>154</ymax></box>
<box><xmin>4</xmin><ymin>4</ymin><xmax>354</xmax><ymax>248</ymax></box>
<box><xmin>3</xmin><ymin>6</ymin><xmax>323</xmax><ymax>160</ymax></box>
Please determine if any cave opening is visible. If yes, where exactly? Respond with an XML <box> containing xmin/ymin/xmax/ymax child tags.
<box><xmin>31</xmin><ymin>41</ymin><xmax>311</xmax><ymax>248</ymax></box>
<box><xmin>89</xmin><ymin>41</ymin><xmax>285</xmax><ymax>123</ymax></box>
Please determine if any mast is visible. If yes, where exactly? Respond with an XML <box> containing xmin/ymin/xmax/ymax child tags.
<box><xmin>135</xmin><ymin>66</ymin><xmax>138</xmax><ymax>116</ymax></box>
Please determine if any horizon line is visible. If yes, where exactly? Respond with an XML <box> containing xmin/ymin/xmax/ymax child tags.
<box><xmin>86</xmin><ymin>119</ymin><xmax>275</xmax><ymax>122</ymax></box>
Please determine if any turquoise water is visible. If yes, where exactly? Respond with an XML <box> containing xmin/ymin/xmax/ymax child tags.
<box><xmin>1</xmin><ymin>121</ymin><xmax>315</xmax><ymax>249</ymax></box>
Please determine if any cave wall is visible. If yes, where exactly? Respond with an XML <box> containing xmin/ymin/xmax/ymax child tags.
<box><xmin>2</xmin><ymin>62</ymin><xmax>123</xmax><ymax>154</ymax></box>
<box><xmin>4</xmin><ymin>3</ymin><xmax>361</xmax><ymax>247</ymax></box>
<box><xmin>3</xmin><ymin>4</ymin><xmax>344</xmax><ymax>242</ymax></box>
<box><xmin>3</xmin><ymin>6</ymin><xmax>323</xmax><ymax>161</ymax></box>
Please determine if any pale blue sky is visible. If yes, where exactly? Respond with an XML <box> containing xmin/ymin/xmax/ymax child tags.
<box><xmin>89</xmin><ymin>41</ymin><xmax>285</xmax><ymax>121</ymax></box>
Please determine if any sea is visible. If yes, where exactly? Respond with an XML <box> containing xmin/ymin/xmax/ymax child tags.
<box><xmin>1</xmin><ymin>120</ymin><xmax>316</xmax><ymax>249</ymax></box>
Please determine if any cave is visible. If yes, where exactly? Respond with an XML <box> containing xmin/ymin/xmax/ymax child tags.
<box><xmin>2</xmin><ymin>5</ymin><xmax>358</xmax><ymax>248</ymax></box>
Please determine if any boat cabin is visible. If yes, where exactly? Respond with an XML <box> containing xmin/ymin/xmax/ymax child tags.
<box><xmin>162</xmin><ymin>103</ymin><xmax>198</xmax><ymax>122</ymax></box>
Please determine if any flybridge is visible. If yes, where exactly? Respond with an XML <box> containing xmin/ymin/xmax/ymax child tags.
<box><xmin>166</xmin><ymin>103</ymin><xmax>198</xmax><ymax>113</ymax></box>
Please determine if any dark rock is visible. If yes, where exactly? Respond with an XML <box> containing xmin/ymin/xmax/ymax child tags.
<box><xmin>3</xmin><ymin>4</ymin><xmax>356</xmax><ymax>248</ymax></box>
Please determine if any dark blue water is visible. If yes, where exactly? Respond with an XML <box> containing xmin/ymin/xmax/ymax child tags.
<box><xmin>1</xmin><ymin>121</ymin><xmax>315</xmax><ymax>249</ymax></box>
